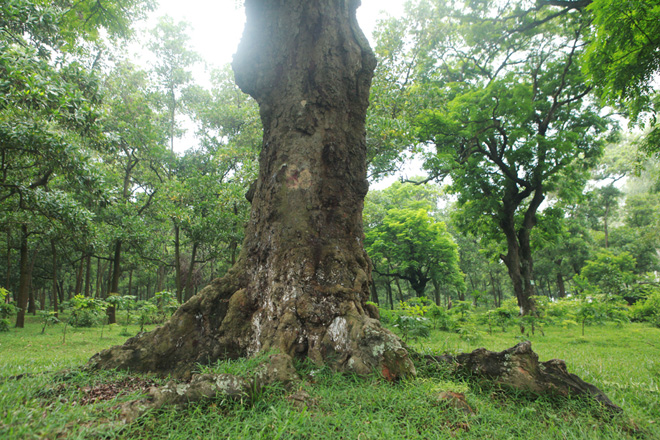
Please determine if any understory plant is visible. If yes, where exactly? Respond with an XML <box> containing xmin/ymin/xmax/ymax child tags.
<box><xmin>0</xmin><ymin>288</ymin><xmax>17</xmax><ymax>332</ymax></box>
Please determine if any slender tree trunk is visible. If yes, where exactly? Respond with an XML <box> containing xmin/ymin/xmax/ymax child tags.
<box><xmin>156</xmin><ymin>265</ymin><xmax>165</xmax><ymax>293</ymax></box>
<box><xmin>432</xmin><ymin>279</ymin><xmax>441</xmax><ymax>306</ymax></box>
<box><xmin>51</xmin><ymin>240</ymin><xmax>59</xmax><ymax>317</ymax></box>
<box><xmin>370</xmin><ymin>280</ymin><xmax>379</xmax><ymax>305</ymax></box>
<box><xmin>499</xmin><ymin>188</ymin><xmax>544</xmax><ymax>316</ymax></box>
<box><xmin>95</xmin><ymin>257</ymin><xmax>101</xmax><ymax>298</ymax></box>
<box><xmin>5</xmin><ymin>228</ymin><xmax>11</xmax><ymax>299</ymax></box>
<box><xmin>556</xmin><ymin>270</ymin><xmax>566</xmax><ymax>298</ymax></box>
<box><xmin>74</xmin><ymin>253</ymin><xmax>84</xmax><ymax>295</ymax></box>
<box><xmin>173</xmin><ymin>223</ymin><xmax>182</xmax><ymax>303</ymax></box>
<box><xmin>392</xmin><ymin>273</ymin><xmax>404</xmax><ymax>302</ymax></box>
<box><xmin>58</xmin><ymin>280</ymin><xmax>65</xmax><ymax>304</ymax></box>
<box><xmin>90</xmin><ymin>0</ymin><xmax>414</xmax><ymax>380</ymax></box>
<box><xmin>128</xmin><ymin>269</ymin><xmax>133</xmax><ymax>297</ymax></box>
<box><xmin>603</xmin><ymin>204</ymin><xmax>609</xmax><ymax>248</ymax></box>
<box><xmin>385</xmin><ymin>280</ymin><xmax>394</xmax><ymax>310</ymax></box>
<box><xmin>84</xmin><ymin>253</ymin><xmax>92</xmax><ymax>297</ymax></box>
<box><xmin>184</xmin><ymin>242</ymin><xmax>198</xmax><ymax>302</ymax></box>
<box><xmin>489</xmin><ymin>270</ymin><xmax>498</xmax><ymax>307</ymax></box>
<box><xmin>27</xmin><ymin>247</ymin><xmax>37</xmax><ymax>314</ymax></box>
<box><xmin>107</xmin><ymin>240</ymin><xmax>122</xmax><ymax>324</ymax></box>
<box><xmin>15</xmin><ymin>225</ymin><xmax>30</xmax><ymax>328</ymax></box>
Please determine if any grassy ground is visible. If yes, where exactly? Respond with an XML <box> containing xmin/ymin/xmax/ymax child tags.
<box><xmin>1</xmin><ymin>315</ymin><xmax>658</xmax><ymax>439</ymax></box>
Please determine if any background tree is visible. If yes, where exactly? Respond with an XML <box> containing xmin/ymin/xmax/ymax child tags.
<box><xmin>97</xmin><ymin>61</ymin><xmax>170</xmax><ymax>322</ymax></box>
<box><xmin>0</xmin><ymin>0</ymin><xmax>153</xmax><ymax>326</ymax></box>
<box><xmin>366</xmin><ymin>208</ymin><xmax>464</xmax><ymax>301</ymax></box>
<box><xmin>378</xmin><ymin>0</ymin><xmax>612</xmax><ymax>314</ymax></box>
<box><xmin>148</xmin><ymin>16</ymin><xmax>200</xmax><ymax>153</ymax></box>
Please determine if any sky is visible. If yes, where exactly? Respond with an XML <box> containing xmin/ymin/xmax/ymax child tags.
<box><xmin>137</xmin><ymin>0</ymin><xmax>406</xmax><ymax>70</ymax></box>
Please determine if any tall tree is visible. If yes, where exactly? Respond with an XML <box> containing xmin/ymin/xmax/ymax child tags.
<box><xmin>1</xmin><ymin>0</ymin><xmax>153</xmax><ymax>326</ymax></box>
<box><xmin>386</xmin><ymin>0</ymin><xmax>612</xmax><ymax>314</ymax></box>
<box><xmin>98</xmin><ymin>61</ymin><xmax>169</xmax><ymax>322</ymax></box>
<box><xmin>148</xmin><ymin>16</ymin><xmax>200</xmax><ymax>153</ymax></box>
<box><xmin>91</xmin><ymin>0</ymin><xmax>415</xmax><ymax>380</ymax></box>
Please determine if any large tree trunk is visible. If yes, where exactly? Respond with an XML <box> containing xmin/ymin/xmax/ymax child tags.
<box><xmin>89</xmin><ymin>0</ymin><xmax>414</xmax><ymax>381</ymax></box>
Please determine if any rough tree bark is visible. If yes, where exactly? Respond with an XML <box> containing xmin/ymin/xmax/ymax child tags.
<box><xmin>88</xmin><ymin>0</ymin><xmax>414</xmax><ymax>381</ymax></box>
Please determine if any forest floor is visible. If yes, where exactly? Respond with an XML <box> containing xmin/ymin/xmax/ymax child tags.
<box><xmin>1</xmin><ymin>315</ymin><xmax>658</xmax><ymax>439</ymax></box>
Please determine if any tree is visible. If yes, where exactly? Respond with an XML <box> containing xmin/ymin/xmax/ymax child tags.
<box><xmin>98</xmin><ymin>61</ymin><xmax>170</xmax><ymax>322</ymax></box>
<box><xmin>90</xmin><ymin>0</ymin><xmax>415</xmax><ymax>380</ymax></box>
<box><xmin>574</xmin><ymin>250</ymin><xmax>636</xmax><ymax>297</ymax></box>
<box><xmin>366</xmin><ymin>208</ymin><xmax>464</xmax><ymax>300</ymax></box>
<box><xmin>363</xmin><ymin>181</ymin><xmax>464</xmax><ymax>305</ymax></box>
<box><xmin>0</xmin><ymin>0</ymin><xmax>153</xmax><ymax>326</ymax></box>
<box><xmin>387</xmin><ymin>0</ymin><xmax>611</xmax><ymax>314</ymax></box>
<box><xmin>148</xmin><ymin>16</ymin><xmax>200</xmax><ymax>153</ymax></box>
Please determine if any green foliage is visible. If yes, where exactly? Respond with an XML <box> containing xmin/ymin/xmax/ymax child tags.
<box><xmin>484</xmin><ymin>299</ymin><xmax>519</xmax><ymax>333</ymax></box>
<box><xmin>38</xmin><ymin>310</ymin><xmax>60</xmax><ymax>334</ymax></box>
<box><xmin>582</xmin><ymin>0</ymin><xmax>660</xmax><ymax>119</ymax></box>
<box><xmin>629</xmin><ymin>290</ymin><xmax>660</xmax><ymax>325</ymax></box>
<box><xmin>574</xmin><ymin>251</ymin><xmax>637</xmax><ymax>296</ymax></box>
<box><xmin>62</xmin><ymin>295</ymin><xmax>106</xmax><ymax>328</ymax></box>
<box><xmin>427</xmin><ymin>303</ymin><xmax>454</xmax><ymax>331</ymax></box>
<box><xmin>392</xmin><ymin>298</ymin><xmax>432</xmax><ymax>342</ymax></box>
<box><xmin>379</xmin><ymin>0</ymin><xmax>611</xmax><ymax>315</ymax></box>
<box><xmin>151</xmin><ymin>291</ymin><xmax>179</xmax><ymax>323</ymax></box>
<box><xmin>136</xmin><ymin>302</ymin><xmax>158</xmax><ymax>332</ymax></box>
<box><xmin>0</xmin><ymin>288</ymin><xmax>18</xmax><ymax>332</ymax></box>
<box><xmin>134</xmin><ymin>292</ymin><xmax>179</xmax><ymax>331</ymax></box>
<box><xmin>394</xmin><ymin>314</ymin><xmax>431</xmax><ymax>342</ymax></box>
<box><xmin>449</xmin><ymin>300</ymin><xmax>473</xmax><ymax>324</ymax></box>
<box><xmin>366</xmin><ymin>202</ymin><xmax>464</xmax><ymax>297</ymax></box>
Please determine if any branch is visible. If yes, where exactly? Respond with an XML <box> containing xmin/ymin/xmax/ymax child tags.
<box><xmin>539</xmin><ymin>0</ymin><xmax>592</xmax><ymax>8</ymax></box>
<box><xmin>137</xmin><ymin>189</ymin><xmax>158</xmax><ymax>215</ymax></box>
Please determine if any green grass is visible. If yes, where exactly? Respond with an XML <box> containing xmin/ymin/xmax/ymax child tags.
<box><xmin>1</xmin><ymin>315</ymin><xmax>659</xmax><ymax>439</ymax></box>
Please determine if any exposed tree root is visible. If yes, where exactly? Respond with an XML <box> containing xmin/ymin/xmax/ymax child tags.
<box><xmin>115</xmin><ymin>353</ymin><xmax>299</xmax><ymax>423</ymax></box>
<box><xmin>103</xmin><ymin>341</ymin><xmax>621</xmax><ymax>425</ymax></box>
<box><xmin>422</xmin><ymin>341</ymin><xmax>622</xmax><ymax>412</ymax></box>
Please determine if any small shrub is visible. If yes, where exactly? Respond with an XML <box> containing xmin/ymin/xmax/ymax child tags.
<box><xmin>62</xmin><ymin>295</ymin><xmax>106</xmax><ymax>328</ymax></box>
<box><xmin>427</xmin><ymin>304</ymin><xmax>455</xmax><ymax>331</ymax></box>
<box><xmin>38</xmin><ymin>310</ymin><xmax>60</xmax><ymax>334</ymax></box>
<box><xmin>0</xmin><ymin>288</ymin><xmax>18</xmax><ymax>332</ymax></box>
<box><xmin>629</xmin><ymin>290</ymin><xmax>660</xmax><ymax>323</ymax></box>
<box><xmin>394</xmin><ymin>314</ymin><xmax>431</xmax><ymax>342</ymax></box>
<box><xmin>449</xmin><ymin>300</ymin><xmax>473</xmax><ymax>323</ymax></box>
